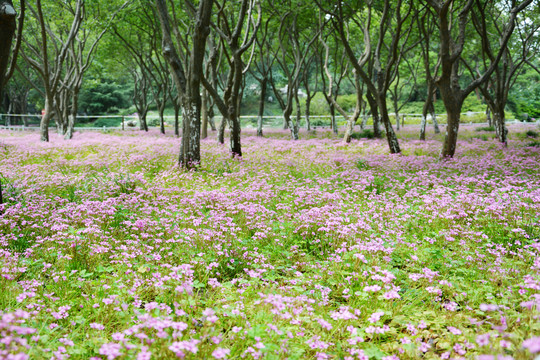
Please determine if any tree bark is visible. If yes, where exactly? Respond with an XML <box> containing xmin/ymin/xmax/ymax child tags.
<box><xmin>257</xmin><ymin>77</ymin><xmax>266</xmax><ymax>137</ymax></box>
<box><xmin>305</xmin><ymin>97</ymin><xmax>311</xmax><ymax>131</ymax></box>
<box><xmin>159</xmin><ymin>101</ymin><xmax>166</xmax><ymax>134</ymax></box>
<box><xmin>218</xmin><ymin>116</ymin><xmax>226</xmax><ymax>144</ymax></box>
<box><xmin>440</xmin><ymin>96</ymin><xmax>463</xmax><ymax>158</ymax></box>
<box><xmin>40</xmin><ymin>95</ymin><xmax>53</xmax><ymax>141</ymax></box>
<box><xmin>155</xmin><ymin>0</ymin><xmax>213</xmax><ymax>168</ymax></box>
<box><xmin>420</xmin><ymin>115</ymin><xmax>427</xmax><ymax>140</ymax></box>
<box><xmin>377</xmin><ymin>95</ymin><xmax>400</xmax><ymax>153</ymax></box>
<box><xmin>366</xmin><ymin>92</ymin><xmax>381</xmax><ymax>138</ymax></box>
<box><xmin>201</xmin><ymin>89</ymin><xmax>208</xmax><ymax>139</ymax></box>
<box><xmin>0</xmin><ymin>0</ymin><xmax>17</xmax><ymax>98</ymax></box>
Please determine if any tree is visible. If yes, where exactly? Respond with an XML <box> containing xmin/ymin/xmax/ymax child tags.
<box><xmin>418</xmin><ymin>8</ymin><xmax>441</xmax><ymax>141</ymax></box>
<box><xmin>249</xmin><ymin>17</ymin><xmax>275</xmax><ymax>137</ymax></box>
<box><xmin>425</xmin><ymin>0</ymin><xmax>533</xmax><ymax>158</ymax></box>
<box><xmin>319</xmin><ymin>0</ymin><xmax>417</xmax><ymax>154</ymax></box>
<box><xmin>0</xmin><ymin>0</ymin><xmax>24</xmax><ymax>102</ymax></box>
<box><xmin>270</xmin><ymin>2</ymin><xmax>319</xmax><ymax>140</ymax></box>
<box><xmin>155</xmin><ymin>0</ymin><xmax>213</xmax><ymax>168</ymax></box>
<box><xmin>201</xmin><ymin>0</ymin><xmax>261</xmax><ymax>157</ymax></box>
<box><xmin>318</xmin><ymin>35</ymin><xmax>351</xmax><ymax>135</ymax></box>
<box><xmin>320</xmin><ymin>33</ymin><xmax>362</xmax><ymax>142</ymax></box>
<box><xmin>473</xmin><ymin>3</ymin><xmax>540</xmax><ymax>145</ymax></box>
<box><xmin>58</xmin><ymin>1</ymin><xmax>128</xmax><ymax>139</ymax></box>
<box><xmin>114</xmin><ymin>1</ymin><xmax>170</xmax><ymax>134</ymax></box>
<box><xmin>19</xmin><ymin>0</ymin><xmax>83</xmax><ymax>142</ymax></box>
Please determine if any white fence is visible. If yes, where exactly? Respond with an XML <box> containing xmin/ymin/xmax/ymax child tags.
<box><xmin>0</xmin><ymin>112</ymin><xmax>531</xmax><ymax>132</ymax></box>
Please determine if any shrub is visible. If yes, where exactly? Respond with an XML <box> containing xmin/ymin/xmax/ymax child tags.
<box><xmin>525</xmin><ymin>130</ymin><xmax>538</xmax><ymax>138</ymax></box>
<box><xmin>351</xmin><ymin>129</ymin><xmax>375</xmax><ymax>139</ymax></box>
<box><xmin>476</xmin><ymin>126</ymin><xmax>495</xmax><ymax>132</ymax></box>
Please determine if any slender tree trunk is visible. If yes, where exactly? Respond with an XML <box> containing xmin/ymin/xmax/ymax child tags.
<box><xmin>294</xmin><ymin>92</ymin><xmax>301</xmax><ymax>134</ymax></box>
<box><xmin>208</xmin><ymin>105</ymin><xmax>216</xmax><ymax>131</ymax></box>
<box><xmin>420</xmin><ymin>115</ymin><xmax>427</xmax><ymax>140</ymax></box>
<box><xmin>330</xmin><ymin>102</ymin><xmax>337</xmax><ymax>134</ymax></box>
<box><xmin>366</xmin><ymin>92</ymin><xmax>380</xmax><ymax>138</ymax></box>
<box><xmin>229</xmin><ymin>114</ymin><xmax>241</xmax><ymax>157</ymax></box>
<box><xmin>174</xmin><ymin>101</ymin><xmax>179</xmax><ymax>137</ymax></box>
<box><xmin>486</xmin><ymin>108</ymin><xmax>492</xmax><ymax>127</ymax></box>
<box><xmin>218</xmin><ymin>116</ymin><xmax>226</xmax><ymax>144</ymax></box>
<box><xmin>343</xmin><ymin>111</ymin><xmax>361</xmax><ymax>143</ymax></box>
<box><xmin>64</xmin><ymin>90</ymin><xmax>79</xmax><ymax>140</ymax></box>
<box><xmin>377</xmin><ymin>96</ymin><xmax>400</xmax><ymax>154</ymax></box>
<box><xmin>40</xmin><ymin>94</ymin><xmax>53</xmax><ymax>141</ymax></box>
<box><xmin>201</xmin><ymin>90</ymin><xmax>208</xmax><ymax>139</ymax></box>
<box><xmin>360</xmin><ymin>111</ymin><xmax>368</xmax><ymax>129</ymax></box>
<box><xmin>305</xmin><ymin>97</ymin><xmax>311</xmax><ymax>131</ymax></box>
<box><xmin>432</xmin><ymin>111</ymin><xmax>440</xmax><ymax>133</ymax></box>
<box><xmin>284</xmin><ymin>105</ymin><xmax>297</xmax><ymax>140</ymax></box>
<box><xmin>257</xmin><ymin>78</ymin><xmax>266</xmax><ymax>137</ymax></box>
<box><xmin>159</xmin><ymin>103</ymin><xmax>166</xmax><ymax>134</ymax></box>
<box><xmin>393</xmin><ymin>96</ymin><xmax>400</xmax><ymax>131</ymax></box>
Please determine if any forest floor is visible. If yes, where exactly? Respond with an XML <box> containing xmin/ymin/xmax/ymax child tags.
<box><xmin>0</xmin><ymin>124</ymin><xmax>539</xmax><ymax>360</ymax></box>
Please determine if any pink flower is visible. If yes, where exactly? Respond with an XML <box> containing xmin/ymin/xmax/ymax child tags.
<box><xmin>90</xmin><ymin>322</ymin><xmax>105</xmax><ymax>330</ymax></box>
<box><xmin>368</xmin><ymin>311</ymin><xmax>384</xmax><ymax>323</ymax></box>
<box><xmin>317</xmin><ymin>318</ymin><xmax>333</xmax><ymax>330</ymax></box>
<box><xmin>523</xmin><ymin>336</ymin><xmax>540</xmax><ymax>353</ymax></box>
<box><xmin>99</xmin><ymin>342</ymin><xmax>123</xmax><ymax>360</ymax></box>
<box><xmin>476</xmin><ymin>333</ymin><xmax>490</xmax><ymax>346</ymax></box>
<box><xmin>212</xmin><ymin>347</ymin><xmax>231</xmax><ymax>359</ymax></box>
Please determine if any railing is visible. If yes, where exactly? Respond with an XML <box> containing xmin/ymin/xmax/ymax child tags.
<box><xmin>0</xmin><ymin>112</ymin><xmax>533</xmax><ymax>132</ymax></box>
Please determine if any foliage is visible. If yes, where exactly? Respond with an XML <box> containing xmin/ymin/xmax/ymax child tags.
<box><xmin>78</xmin><ymin>78</ymin><xmax>131</xmax><ymax>116</ymax></box>
<box><xmin>1</xmin><ymin>125</ymin><xmax>539</xmax><ymax>359</ymax></box>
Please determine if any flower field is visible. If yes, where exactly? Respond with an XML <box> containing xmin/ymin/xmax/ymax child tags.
<box><xmin>1</xmin><ymin>125</ymin><xmax>540</xmax><ymax>360</ymax></box>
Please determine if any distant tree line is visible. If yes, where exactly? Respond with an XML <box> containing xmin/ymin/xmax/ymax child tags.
<box><xmin>1</xmin><ymin>0</ymin><xmax>539</xmax><ymax>166</ymax></box>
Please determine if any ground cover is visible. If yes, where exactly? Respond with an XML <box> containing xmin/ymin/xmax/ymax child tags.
<box><xmin>0</xmin><ymin>124</ymin><xmax>539</xmax><ymax>360</ymax></box>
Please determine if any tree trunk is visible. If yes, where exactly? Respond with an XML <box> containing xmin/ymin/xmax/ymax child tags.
<box><xmin>330</xmin><ymin>102</ymin><xmax>337</xmax><ymax>134</ymax></box>
<box><xmin>360</xmin><ymin>111</ymin><xmax>368</xmax><ymax>129</ymax></box>
<box><xmin>201</xmin><ymin>90</ymin><xmax>208</xmax><ymax>139</ymax></box>
<box><xmin>218</xmin><ymin>116</ymin><xmax>226</xmax><ymax>144</ymax></box>
<box><xmin>377</xmin><ymin>96</ymin><xmax>400</xmax><ymax>154</ymax></box>
<box><xmin>432</xmin><ymin>111</ymin><xmax>440</xmax><ymax>133</ymax></box>
<box><xmin>343</xmin><ymin>111</ymin><xmax>361</xmax><ymax>143</ymax></box>
<box><xmin>493</xmin><ymin>105</ymin><xmax>507</xmax><ymax>146</ymax></box>
<box><xmin>294</xmin><ymin>91</ymin><xmax>301</xmax><ymax>133</ymax></box>
<box><xmin>256</xmin><ymin>78</ymin><xmax>266</xmax><ymax>137</ymax></box>
<box><xmin>208</xmin><ymin>104</ymin><xmax>216</xmax><ymax>131</ymax></box>
<box><xmin>180</xmin><ymin>98</ymin><xmax>201</xmax><ymax>167</ymax></box>
<box><xmin>486</xmin><ymin>108</ymin><xmax>492</xmax><ymax>127</ymax></box>
<box><xmin>40</xmin><ymin>95</ymin><xmax>53</xmax><ymax>142</ymax></box>
<box><xmin>393</xmin><ymin>96</ymin><xmax>400</xmax><ymax>131</ymax></box>
<box><xmin>139</xmin><ymin>110</ymin><xmax>148</xmax><ymax>132</ymax></box>
<box><xmin>159</xmin><ymin>103</ymin><xmax>166</xmax><ymax>134</ymax></box>
<box><xmin>0</xmin><ymin>0</ymin><xmax>16</xmax><ymax>99</ymax></box>
<box><xmin>305</xmin><ymin>97</ymin><xmax>311</xmax><ymax>131</ymax></box>
<box><xmin>420</xmin><ymin>115</ymin><xmax>427</xmax><ymax>141</ymax></box>
<box><xmin>440</xmin><ymin>100</ymin><xmax>463</xmax><ymax>158</ymax></box>
<box><xmin>229</xmin><ymin>114</ymin><xmax>241</xmax><ymax>157</ymax></box>
<box><xmin>64</xmin><ymin>89</ymin><xmax>79</xmax><ymax>140</ymax></box>
<box><xmin>174</xmin><ymin>101</ymin><xmax>180</xmax><ymax>137</ymax></box>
